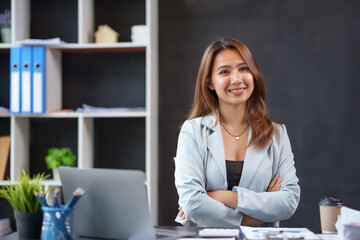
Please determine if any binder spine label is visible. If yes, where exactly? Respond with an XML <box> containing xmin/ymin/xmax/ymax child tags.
<box><xmin>10</xmin><ymin>72</ymin><xmax>20</xmax><ymax>112</ymax></box>
<box><xmin>21</xmin><ymin>71</ymin><xmax>31</xmax><ymax>113</ymax></box>
<box><xmin>33</xmin><ymin>72</ymin><xmax>43</xmax><ymax>113</ymax></box>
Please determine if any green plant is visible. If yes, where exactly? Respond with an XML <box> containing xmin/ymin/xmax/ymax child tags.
<box><xmin>45</xmin><ymin>147</ymin><xmax>76</xmax><ymax>169</ymax></box>
<box><xmin>0</xmin><ymin>170</ymin><xmax>49</xmax><ymax>213</ymax></box>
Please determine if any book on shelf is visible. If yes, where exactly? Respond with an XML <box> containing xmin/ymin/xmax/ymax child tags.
<box><xmin>0</xmin><ymin>218</ymin><xmax>12</xmax><ymax>236</ymax></box>
<box><xmin>0</xmin><ymin>136</ymin><xmax>10</xmax><ymax>181</ymax></box>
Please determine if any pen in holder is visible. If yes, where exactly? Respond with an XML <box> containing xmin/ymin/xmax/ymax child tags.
<box><xmin>41</xmin><ymin>205</ymin><xmax>74</xmax><ymax>240</ymax></box>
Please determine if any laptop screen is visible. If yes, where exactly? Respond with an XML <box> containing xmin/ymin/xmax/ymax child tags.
<box><xmin>59</xmin><ymin>167</ymin><xmax>155</xmax><ymax>240</ymax></box>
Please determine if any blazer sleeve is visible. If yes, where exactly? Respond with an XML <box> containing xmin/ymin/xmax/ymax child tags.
<box><xmin>232</xmin><ymin>125</ymin><xmax>300</xmax><ymax>222</ymax></box>
<box><xmin>174</xmin><ymin>120</ymin><xmax>243</xmax><ymax>227</ymax></box>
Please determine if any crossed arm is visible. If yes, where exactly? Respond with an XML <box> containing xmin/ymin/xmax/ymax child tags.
<box><xmin>178</xmin><ymin>173</ymin><xmax>282</xmax><ymax>226</ymax></box>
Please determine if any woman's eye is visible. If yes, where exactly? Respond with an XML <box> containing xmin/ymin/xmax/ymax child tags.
<box><xmin>239</xmin><ymin>66</ymin><xmax>249</xmax><ymax>71</ymax></box>
<box><xmin>219</xmin><ymin>70</ymin><xmax>229</xmax><ymax>75</ymax></box>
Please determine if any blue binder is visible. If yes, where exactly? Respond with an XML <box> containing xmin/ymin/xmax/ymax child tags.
<box><xmin>32</xmin><ymin>46</ymin><xmax>46</xmax><ymax>114</ymax></box>
<box><xmin>10</xmin><ymin>47</ymin><xmax>22</xmax><ymax>113</ymax></box>
<box><xmin>20</xmin><ymin>46</ymin><xmax>33</xmax><ymax>113</ymax></box>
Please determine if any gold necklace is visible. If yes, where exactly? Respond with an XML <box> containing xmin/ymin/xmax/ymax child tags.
<box><xmin>220</xmin><ymin>122</ymin><xmax>249</xmax><ymax>141</ymax></box>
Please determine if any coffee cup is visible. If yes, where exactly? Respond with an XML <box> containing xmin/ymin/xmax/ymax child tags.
<box><xmin>319</xmin><ymin>197</ymin><xmax>344</xmax><ymax>233</ymax></box>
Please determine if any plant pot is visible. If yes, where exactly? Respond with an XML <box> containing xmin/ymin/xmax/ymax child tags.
<box><xmin>52</xmin><ymin>167</ymin><xmax>60</xmax><ymax>181</ymax></box>
<box><xmin>1</xmin><ymin>27</ymin><xmax>11</xmax><ymax>43</ymax></box>
<box><xmin>14</xmin><ymin>211</ymin><xmax>42</xmax><ymax>239</ymax></box>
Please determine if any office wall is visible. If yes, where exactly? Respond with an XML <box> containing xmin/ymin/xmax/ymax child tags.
<box><xmin>158</xmin><ymin>0</ymin><xmax>360</xmax><ymax>228</ymax></box>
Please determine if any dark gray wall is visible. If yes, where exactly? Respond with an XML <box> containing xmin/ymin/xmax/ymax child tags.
<box><xmin>158</xmin><ymin>0</ymin><xmax>360</xmax><ymax>229</ymax></box>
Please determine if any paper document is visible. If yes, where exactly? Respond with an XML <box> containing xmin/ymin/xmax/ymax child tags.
<box><xmin>336</xmin><ymin>206</ymin><xmax>360</xmax><ymax>240</ymax></box>
<box><xmin>76</xmin><ymin>104</ymin><xmax>145</xmax><ymax>112</ymax></box>
<box><xmin>316</xmin><ymin>234</ymin><xmax>338</xmax><ymax>240</ymax></box>
<box><xmin>240</xmin><ymin>226</ymin><xmax>320</xmax><ymax>240</ymax></box>
<box><xmin>178</xmin><ymin>238</ymin><xmax>235</xmax><ymax>240</ymax></box>
<box><xmin>0</xmin><ymin>107</ymin><xmax>9</xmax><ymax>113</ymax></box>
<box><xmin>16</xmin><ymin>38</ymin><xmax>65</xmax><ymax>46</ymax></box>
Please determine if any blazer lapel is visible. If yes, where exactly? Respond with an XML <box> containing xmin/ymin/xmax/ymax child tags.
<box><xmin>240</xmin><ymin>128</ymin><xmax>271</xmax><ymax>187</ymax></box>
<box><xmin>201</xmin><ymin>114</ymin><xmax>227</xmax><ymax>181</ymax></box>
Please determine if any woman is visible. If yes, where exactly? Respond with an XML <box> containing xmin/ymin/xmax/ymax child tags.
<box><xmin>174</xmin><ymin>38</ymin><xmax>300</xmax><ymax>227</ymax></box>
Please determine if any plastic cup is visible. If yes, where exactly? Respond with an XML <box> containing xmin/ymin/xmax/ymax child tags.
<box><xmin>319</xmin><ymin>197</ymin><xmax>344</xmax><ymax>233</ymax></box>
<box><xmin>41</xmin><ymin>205</ymin><xmax>73</xmax><ymax>240</ymax></box>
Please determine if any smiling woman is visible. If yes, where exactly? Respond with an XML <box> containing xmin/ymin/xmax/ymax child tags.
<box><xmin>173</xmin><ymin>38</ymin><xmax>300</xmax><ymax>227</ymax></box>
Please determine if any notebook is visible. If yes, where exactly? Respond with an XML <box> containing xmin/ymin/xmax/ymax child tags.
<box><xmin>59</xmin><ymin>167</ymin><xmax>156</xmax><ymax>240</ymax></box>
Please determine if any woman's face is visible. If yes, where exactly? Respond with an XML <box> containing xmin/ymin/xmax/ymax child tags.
<box><xmin>208</xmin><ymin>49</ymin><xmax>254</xmax><ymax>108</ymax></box>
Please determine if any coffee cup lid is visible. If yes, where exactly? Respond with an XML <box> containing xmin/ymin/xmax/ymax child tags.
<box><xmin>319</xmin><ymin>196</ymin><xmax>344</xmax><ymax>206</ymax></box>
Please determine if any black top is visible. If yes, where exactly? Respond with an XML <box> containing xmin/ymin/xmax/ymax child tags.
<box><xmin>225</xmin><ymin>160</ymin><xmax>244</xmax><ymax>190</ymax></box>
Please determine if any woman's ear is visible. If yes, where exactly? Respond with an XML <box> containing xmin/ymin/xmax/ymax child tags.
<box><xmin>207</xmin><ymin>78</ymin><xmax>215</xmax><ymax>90</ymax></box>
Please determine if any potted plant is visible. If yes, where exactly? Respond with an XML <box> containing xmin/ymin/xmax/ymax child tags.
<box><xmin>0</xmin><ymin>9</ymin><xmax>11</xmax><ymax>43</ymax></box>
<box><xmin>0</xmin><ymin>170</ymin><xmax>49</xmax><ymax>239</ymax></box>
<box><xmin>45</xmin><ymin>147</ymin><xmax>76</xmax><ymax>180</ymax></box>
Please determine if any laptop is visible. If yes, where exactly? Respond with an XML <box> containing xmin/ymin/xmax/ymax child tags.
<box><xmin>59</xmin><ymin>167</ymin><xmax>156</xmax><ymax>240</ymax></box>
<box><xmin>59</xmin><ymin>167</ymin><xmax>195</xmax><ymax>240</ymax></box>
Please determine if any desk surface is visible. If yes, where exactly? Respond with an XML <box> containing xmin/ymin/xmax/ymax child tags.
<box><xmin>1</xmin><ymin>226</ymin><xmax>198</xmax><ymax>240</ymax></box>
<box><xmin>1</xmin><ymin>226</ymin><xmax>335</xmax><ymax>240</ymax></box>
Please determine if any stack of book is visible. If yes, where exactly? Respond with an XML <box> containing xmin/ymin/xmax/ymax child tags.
<box><xmin>0</xmin><ymin>136</ymin><xmax>10</xmax><ymax>180</ymax></box>
<box><xmin>0</xmin><ymin>218</ymin><xmax>12</xmax><ymax>236</ymax></box>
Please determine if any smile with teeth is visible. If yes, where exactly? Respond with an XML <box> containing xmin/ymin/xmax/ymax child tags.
<box><xmin>229</xmin><ymin>88</ymin><xmax>245</xmax><ymax>93</ymax></box>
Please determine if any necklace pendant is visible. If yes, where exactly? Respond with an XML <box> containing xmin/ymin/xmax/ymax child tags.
<box><xmin>235</xmin><ymin>136</ymin><xmax>240</xmax><ymax>141</ymax></box>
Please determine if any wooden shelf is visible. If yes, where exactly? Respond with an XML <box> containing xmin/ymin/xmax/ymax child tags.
<box><xmin>9</xmin><ymin>110</ymin><xmax>147</xmax><ymax>118</ymax></box>
<box><xmin>0</xmin><ymin>112</ymin><xmax>10</xmax><ymax>118</ymax></box>
<box><xmin>0</xmin><ymin>0</ymin><xmax>158</xmax><ymax>224</ymax></box>
<box><xmin>0</xmin><ymin>180</ymin><xmax>61</xmax><ymax>187</ymax></box>
<box><xmin>52</xmin><ymin>42</ymin><xmax>146</xmax><ymax>53</ymax></box>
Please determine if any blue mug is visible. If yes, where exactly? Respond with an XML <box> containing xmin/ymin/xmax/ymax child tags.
<box><xmin>41</xmin><ymin>205</ymin><xmax>73</xmax><ymax>240</ymax></box>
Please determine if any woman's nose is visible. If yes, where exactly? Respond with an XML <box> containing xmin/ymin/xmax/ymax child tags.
<box><xmin>230</xmin><ymin>71</ymin><xmax>242</xmax><ymax>84</ymax></box>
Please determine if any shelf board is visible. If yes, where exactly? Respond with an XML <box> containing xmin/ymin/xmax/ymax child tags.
<box><xmin>0</xmin><ymin>180</ymin><xmax>61</xmax><ymax>186</ymax></box>
<box><xmin>10</xmin><ymin>110</ymin><xmax>147</xmax><ymax>118</ymax></box>
<box><xmin>0</xmin><ymin>112</ymin><xmax>10</xmax><ymax>118</ymax></box>
<box><xmin>0</xmin><ymin>44</ymin><xmax>11</xmax><ymax>50</ymax></box>
<box><xmin>12</xmin><ymin>112</ymin><xmax>80</xmax><ymax>118</ymax></box>
<box><xmin>53</xmin><ymin>42</ymin><xmax>147</xmax><ymax>53</ymax></box>
<box><xmin>81</xmin><ymin>111</ymin><xmax>147</xmax><ymax>118</ymax></box>
<box><xmin>0</xmin><ymin>43</ymin><xmax>146</xmax><ymax>53</ymax></box>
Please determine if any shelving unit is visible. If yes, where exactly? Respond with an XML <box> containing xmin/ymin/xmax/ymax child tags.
<box><xmin>0</xmin><ymin>0</ymin><xmax>158</xmax><ymax>223</ymax></box>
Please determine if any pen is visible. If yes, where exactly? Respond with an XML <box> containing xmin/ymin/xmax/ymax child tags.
<box><xmin>263</xmin><ymin>230</ymin><xmax>283</xmax><ymax>237</ymax></box>
<box><xmin>34</xmin><ymin>190</ymin><xmax>49</xmax><ymax>207</ymax></box>
<box><xmin>52</xmin><ymin>187</ymin><xmax>61</xmax><ymax>207</ymax></box>
<box><xmin>66</xmin><ymin>187</ymin><xmax>85</xmax><ymax>208</ymax></box>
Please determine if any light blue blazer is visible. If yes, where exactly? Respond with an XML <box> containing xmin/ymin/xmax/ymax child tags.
<box><xmin>174</xmin><ymin>113</ymin><xmax>300</xmax><ymax>227</ymax></box>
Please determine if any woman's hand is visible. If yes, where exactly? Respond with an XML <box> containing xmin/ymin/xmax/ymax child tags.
<box><xmin>241</xmin><ymin>214</ymin><xmax>264</xmax><ymax>226</ymax></box>
<box><xmin>267</xmin><ymin>173</ymin><xmax>282</xmax><ymax>192</ymax></box>
<box><xmin>207</xmin><ymin>190</ymin><xmax>238</xmax><ymax>208</ymax></box>
<box><xmin>178</xmin><ymin>206</ymin><xmax>190</xmax><ymax>222</ymax></box>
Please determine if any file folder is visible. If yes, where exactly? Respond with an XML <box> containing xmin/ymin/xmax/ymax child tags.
<box><xmin>32</xmin><ymin>46</ymin><xmax>46</xmax><ymax>113</ymax></box>
<box><xmin>21</xmin><ymin>46</ymin><xmax>33</xmax><ymax>113</ymax></box>
<box><xmin>32</xmin><ymin>47</ymin><xmax>62</xmax><ymax>113</ymax></box>
<box><xmin>10</xmin><ymin>47</ymin><xmax>21</xmax><ymax>113</ymax></box>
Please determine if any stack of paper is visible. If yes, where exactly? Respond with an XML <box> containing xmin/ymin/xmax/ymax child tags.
<box><xmin>336</xmin><ymin>206</ymin><xmax>360</xmax><ymax>240</ymax></box>
<box><xmin>240</xmin><ymin>226</ymin><xmax>320</xmax><ymax>240</ymax></box>
<box><xmin>0</xmin><ymin>218</ymin><xmax>12</xmax><ymax>236</ymax></box>
<box><xmin>76</xmin><ymin>104</ymin><xmax>145</xmax><ymax>113</ymax></box>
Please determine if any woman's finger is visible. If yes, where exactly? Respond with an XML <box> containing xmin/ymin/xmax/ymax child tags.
<box><xmin>267</xmin><ymin>174</ymin><xmax>279</xmax><ymax>191</ymax></box>
<box><xmin>274</xmin><ymin>178</ymin><xmax>282</xmax><ymax>191</ymax></box>
<box><xmin>270</xmin><ymin>174</ymin><xmax>279</xmax><ymax>186</ymax></box>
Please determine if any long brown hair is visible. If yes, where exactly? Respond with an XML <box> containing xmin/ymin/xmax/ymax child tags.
<box><xmin>187</xmin><ymin>38</ymin><xmax>273</xmax><ymax>148</ymax></box>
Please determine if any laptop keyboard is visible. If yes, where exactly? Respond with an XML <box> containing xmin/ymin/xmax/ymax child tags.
<box><xmin>155</xmin><ymin>228</ymin><xmax>196</xmax><ymax>239</ymax></box>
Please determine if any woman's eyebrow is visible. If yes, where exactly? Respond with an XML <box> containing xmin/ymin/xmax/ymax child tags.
<box><xmin>216</xmin><ymin>62</ymin><xmax>247</xmax><ymax>71</ymax></box>
<box><xmin>237</xmin><ymin>62</ymin><xmax>247</xmax><ymax>67</ymax></box>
